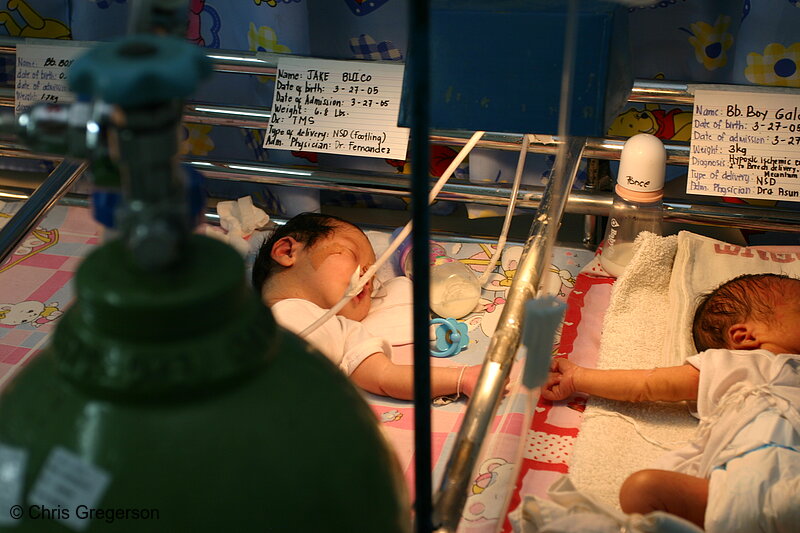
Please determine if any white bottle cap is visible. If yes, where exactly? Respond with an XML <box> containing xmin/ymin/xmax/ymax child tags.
<box><xmin>616</xmin><ymin>133</ymin><xmax>666</xmax><ymax>199</ymax></box>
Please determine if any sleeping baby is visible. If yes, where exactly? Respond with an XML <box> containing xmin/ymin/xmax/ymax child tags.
<box><xmin>542</xmin><ymin>273</ymin><xmax>800</xmax><ymax>532</ymax></box>
<box><xmin>252</xmin><ymin>212</ymin><xmax>483</xmax><ymax>401</ymax></box>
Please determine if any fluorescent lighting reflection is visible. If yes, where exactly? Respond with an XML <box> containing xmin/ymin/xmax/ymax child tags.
<box><xmin>227</xmin><ymin>164</ymin><xmax>312</xmax><ymax>177</ymax></box>
<box><xmin>0</xmin><ymin>192</ymin><xmax>28</xmax><ymax>199</ymax></box>
<box><xmin>192</xmin><ymin>107</ymin><xmax>270</xmax><ymax>119</ymax></box>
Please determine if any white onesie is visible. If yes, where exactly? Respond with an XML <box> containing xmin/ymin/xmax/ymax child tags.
<box><xmin>657</xmin><ymin>349</ymin><xmax>800</xmax><ymax>533</ymax></box>
<box><xmin>270</xmin><ymin>298</ymin><xmax>391</xmax><ymax>376</ymax></box>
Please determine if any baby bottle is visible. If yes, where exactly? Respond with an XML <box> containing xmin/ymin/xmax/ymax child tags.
<box><xmin>600</xmin><ymin>133</ymin><xmax>666</xmax><ymax>277</ymax></box>
<box><xmin>395</xmin><ymin>231</ymin><xmax>481</xmax><ymax>319</ymax></box>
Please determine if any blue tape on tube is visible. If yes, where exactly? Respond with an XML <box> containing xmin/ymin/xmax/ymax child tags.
<box><xmin>522</xmin><ymin>296</ymin><xmax>566</xmax><ymax>388</ymax></box>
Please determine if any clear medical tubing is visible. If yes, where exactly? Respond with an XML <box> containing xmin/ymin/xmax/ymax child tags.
<box><xmin>477</xmin><ymin>133</ymin><xmax>531</xmax><ymax>287</ymax></box>
<box><xmin>393</xmin><ymin>131</ymin><xmax>529</xmax><ymax>319</ymax></box>
<box><xmin>297</xmin><ymin>130</ymin><xmax>485</xmax><ymax>338</ymax></box>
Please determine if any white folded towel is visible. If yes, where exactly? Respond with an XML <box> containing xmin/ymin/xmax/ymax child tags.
<box><xmin>569</xmin><ymin>231</ymin><xmax>698</xmax><ymax>509</ymax></box>
<box><xmin>597</xmin><ymin>231</ymin><xmax>677</xmax><ymax>370</ymax></box>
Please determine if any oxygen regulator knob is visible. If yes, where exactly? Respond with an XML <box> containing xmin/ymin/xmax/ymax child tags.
<box><xmin>68</xmin><ymin>34</ymin><xmax>212</xmax><ymax>107</ymax></box>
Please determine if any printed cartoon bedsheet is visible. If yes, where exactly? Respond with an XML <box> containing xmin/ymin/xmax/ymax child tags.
<box><xmin>0</xmin><ymin>201</ymin><xmax>101</xmax><ymax>388</ymax></box>
<box><xmin>0</xmin><ymin>202</ymin><xmax>598</xmax><ymax>532</ymax></box>
<box><xmin>500</xmin><ymin>269</ymin><xmax>614</xmax><ymax>532</ymax></box>
<box><xmin>361</xmin><ymin>240</ymin><xmax>596</xmax><ymax>532</ymax></box>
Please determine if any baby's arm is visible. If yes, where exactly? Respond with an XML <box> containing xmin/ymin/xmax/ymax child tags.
<box><xmin>350</xmin><ymin>352</ymin><xmax>481</xmax><ymax>400</ymax></box>
<box><xmin>541</xmin><ymin>358</ymin><xmax>699</xmax><ymax>402</ymax></box>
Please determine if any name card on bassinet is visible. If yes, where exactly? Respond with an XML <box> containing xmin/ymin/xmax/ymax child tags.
<box><xmin>263</xmin><ymin>57</ymin><xmax>408</xmax><ymax>160</ymax></box>
<box><xmin>15</xmin><ymin>42</ymin><xmax>90</xmax><ymax>116</ymax></box>
<box><xmin>687</xmin><ymin>87</ymin><xmax>800</xmax><ymax>203</ymax></box>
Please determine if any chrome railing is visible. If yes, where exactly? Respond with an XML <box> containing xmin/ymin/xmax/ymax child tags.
<box><xmin>0</xmin><ymin>159</ymin><xmax>88</xmax><ymax>265</ymax></box>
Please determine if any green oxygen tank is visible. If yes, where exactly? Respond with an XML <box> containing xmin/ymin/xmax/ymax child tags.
<box><xmin>0</xmin><ymin>33</ymin><xmax>409</xmax><ymax>533</ymax></box>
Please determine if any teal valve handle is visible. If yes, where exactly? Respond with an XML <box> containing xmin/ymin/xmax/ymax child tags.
<box><xmin>69</xmin><ymin>34</ymin><xmax>212</xmax><ymax>107</ymax></box>
<box><xmin>522</xmin><ymin>296</ymin><xmax>566</xmax><ymax>388</ymax></box>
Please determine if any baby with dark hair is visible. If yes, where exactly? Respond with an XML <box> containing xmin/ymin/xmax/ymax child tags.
<box><xmin>542</xmin><ymin>273</ymin><xmax>800</xmax><ymax>532</ymax></box>
<box><xmin>252</xmin><ymin>212</ymin><xmax>482</xmax><ymax>401</ymax></box>
<box><xmin>692</xmin><ymin>273</ymin><xmax>796</xmax><ymax>353</ymax></box>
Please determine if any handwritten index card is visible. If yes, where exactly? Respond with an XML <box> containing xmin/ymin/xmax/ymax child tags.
<box><xmin>263</xmin><ymin>57</ymin><xmax>409</xmax><ymax>160</ymax></box>
<box><xmin>688</xmin><ymin>88</ymin><xmax>800</xmax><ymax>203</ymax></box>
<box><xmin>15</xmin><ymin>43</ymin><xmax>89</xmax><ymax>116</ymax></box>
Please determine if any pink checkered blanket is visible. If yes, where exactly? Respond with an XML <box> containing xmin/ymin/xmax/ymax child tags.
<box><xmin>0</xmin><ymin>202</ymin><xmax>101</xmax><ymax>387</ymax></box>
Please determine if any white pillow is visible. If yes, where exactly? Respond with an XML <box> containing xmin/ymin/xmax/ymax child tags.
<box><xmin>362</xmin><ymin>276</ymin><xmax>414</xmax><ymax>346</ymax></box>
<box><xmin>663</xmin><ymin>231</ymin><xmax>800</xmax><ymax>366</ymax></box>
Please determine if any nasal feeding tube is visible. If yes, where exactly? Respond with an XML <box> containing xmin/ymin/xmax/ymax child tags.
<box><xmin>298</xmin><ymin>129</ymin><xmax>538</xmax><ymax>338</ymax></box>
<box><xmin>298</xmin><ymin>130</ymin><xmax>486</xmax><ymax>338</ymax></box>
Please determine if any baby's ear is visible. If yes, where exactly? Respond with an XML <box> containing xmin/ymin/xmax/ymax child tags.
<box><xmin>270</xmin><ymin>236</ymin><xmax>300</xmax><ymax>267</ymax></box>
<box><xmin>727</xmin><ymin>323</ymin><xmax>761</xmax><ymax>350</ymax></box>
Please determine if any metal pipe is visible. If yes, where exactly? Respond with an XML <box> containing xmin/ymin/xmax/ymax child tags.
<box><xmin>431</xmin><ymin>132</ymin><xmax>690</xmax><ymax>164</ymax></box>
<box><xmin>0</xmin><ymin>37</ymin><xmax>702</xmax><ymax>103</ymax></box>
<box><xmin>186</xmin><ymin>158</ymin><xmax>613</xmax><ymax>215</ymax></box>
<box><xmin>176</xmin><ymin>110</ymin><xmax>673</xmax><ymax>165</ymax></box>
<box><xmin>582</xmin><ymin>214</ymin><xmax>598</xmax><ymax>248</ymax></box>
<box><xmin>0</xmin><ymin>145</ymin><xmax>62</xmax><ymax>161</ymax></box>
<box><xmin>203</xmin><ymin>49</ymin><xmax>279</xmax><ymax>75</ymax></box>
<box><xmin>189</xmin><ymin>158</ymin><xmax>800</xmax><ymax>231</ymax></box>
<box><xmin>174</xmin><ymin>111</ymin><xmax>685</xmax><ymax>164</ymax></box>
<box><xmin>0</xmin><ymin>94</ymin><xmax>687</xmax><ymax>165</ymax></box>
<box><xmin>4</xmin><ymin>173</ymin><xmax>799</xmax><ymax>235</ymax></box>
<box><xmin>0</xmin><ymin>159</ymin><xmax>88</xmax><ymax>265</ymax></box>
<box><xmin>662</xmin><ymin>202</ymin><xmax>800</xmax><ymax>233</ymax></box>
<box><xmin>433</xmin><ymin>136</ymin><xmax>587</xmax><ymax>531</ymax></box>
<box><xmin>183</xmin><ymin>103</ymin><xmax>271</xmax><ymax>128</ymax></box>
<box><xmin>629</xmin><ymin>80</ymin><xmax>693</xmax><ymax>104</ymax></box>
<box><xmin>0</xmin><ymin>91</ymin><xmax>693</xmax><ymax>164</ymax></box>
<box><xmin>1</xmin><ymin>147</ymin><xmax>799</xmax><ymax>233</ymax></box>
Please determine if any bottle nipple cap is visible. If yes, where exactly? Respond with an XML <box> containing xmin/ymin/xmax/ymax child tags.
<box><xmin>617</xmin><ymin>133</ymin><xmax>666</xmax><ymax>195</ymax></box>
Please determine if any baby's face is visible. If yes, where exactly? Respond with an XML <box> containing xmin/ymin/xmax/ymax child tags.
<box><xmin>302</xmin><ymin>224</ymin><xmax>377</xmax><ymax>321</ymax></box>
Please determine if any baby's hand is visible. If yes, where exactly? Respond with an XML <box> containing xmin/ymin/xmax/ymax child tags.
<box><xmin>541</xmin><ymin>358</ymin><xmax>579</xmax><ymax>401</ymax></box>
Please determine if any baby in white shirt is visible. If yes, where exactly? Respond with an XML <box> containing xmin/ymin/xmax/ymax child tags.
<box><xmin>542</xmin><ymin>273</ymin><xmax>800</xmax><ymax>532</ymax></box>
<box><xmin>252</xmin><ymin>212</ymin><xmax>481</xmax><ymax>400</ymax></box>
